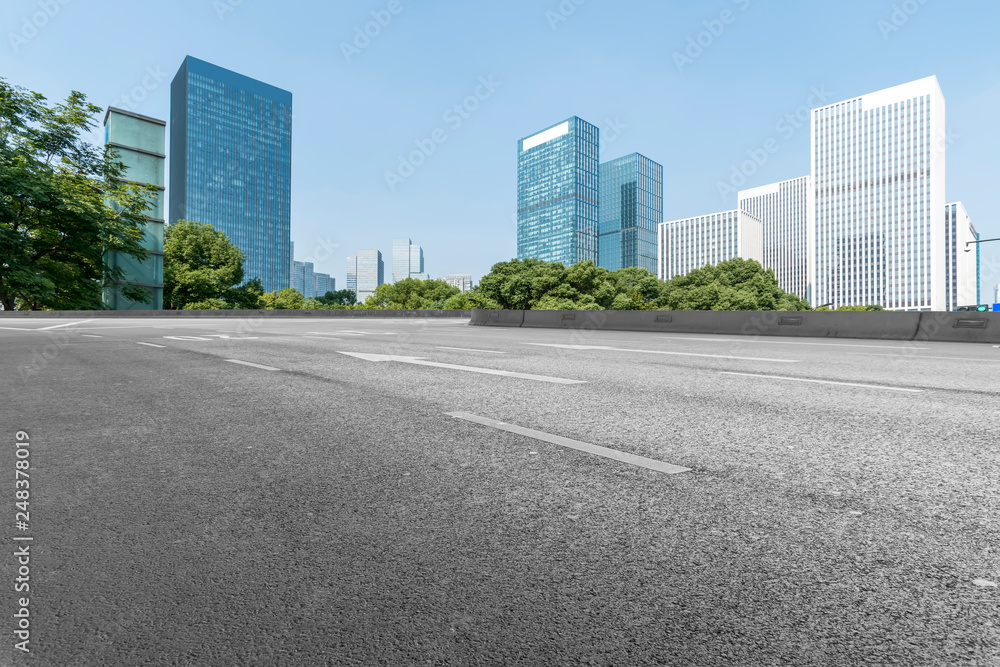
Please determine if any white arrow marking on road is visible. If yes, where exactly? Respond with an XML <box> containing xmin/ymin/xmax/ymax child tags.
<box><xmin>338</xmin><ymin>352</ymin><xmax>585</xmax><ymax>385</ymax></box>
<box><xmin>525</xmin><ymin>343</ymin><xmax>797</xmax><ymax>364</ymax></box>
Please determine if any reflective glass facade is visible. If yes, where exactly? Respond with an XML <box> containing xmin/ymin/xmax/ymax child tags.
<box><xmin>598</xmin><ymin>153</ymin><xmax>662</xmax><ymax>274</ymax></box>
<box><xmin>346</xmin><ymin>256</ymin><xmax>358</xmax><ymax>298</ymax></box>
<box><xmin>355</xmin><ymin>249</ymin><xmax>383</xmax><ymax>302</ymax></box>
<box><xmin>518</xmin><ymin>117</ymin><xmax>599</xmax><ymax>266</ymax></box>
<box><xmin>103</xmin><ymin>108</ymin><xmax>166</xmax><ymax>310</ymax></box>
<box><xmin>292</xmin><ymin>260</ymin><xmax>314</xmax><ymax>297</ymax></box>
<box><xmin>811</xmin><ymin>77</ymin><xmax>946</xmax><ymax>311</ymax></box>
<box><xmin>169</xmin><ymin>56</ymin><xmax>292</xmax><ymax>293</ymax></box>
<box><xmin>392</xmin><ymin>238</ymin><xmax>427</xmax><ymax>281</ymax></box>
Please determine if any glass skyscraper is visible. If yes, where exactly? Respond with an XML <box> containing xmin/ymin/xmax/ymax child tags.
<box><xmin>354</xmin><ymin>249</ymin><xmax>384</xmax><ymax>303</ymax></box>
<box><xmin>346</xmin><ymin>256</ymin><xmax>358</xmax><ymax>299</ymax></box>
<box><xmin>103</xmin><ymin>107</ymin><xmax>166</xmax><ymax>310</ymax></box>
<box><xmin>392</xmin><ymin>238</ymin><xmax>428</xmax><ymax>281</ymax></box>
<box><xmin>517</xmin><ymin>117</ymin><xmax>599</xmax><ymax>266</ymax></box>
<box><xmin>598</xmin><ymin>153</ymin><xmax>662</xmax><ymax>274</ymax></box>
<box><xmin>169</xmin><ymin>56</ymin><xmax>292</xmax><ymax>293</ymax></box>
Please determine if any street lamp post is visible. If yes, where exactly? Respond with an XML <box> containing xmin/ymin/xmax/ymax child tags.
<box><xmin>964</xmin><ymin>238</ymin><xmax>1000</xmax><ymax>252</ymax></box>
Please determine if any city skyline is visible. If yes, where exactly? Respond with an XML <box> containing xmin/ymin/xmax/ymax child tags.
<box><xmin>4</xmin><ymin>1</ymin><xmax>999</xmax><ymax>295</ymax></box>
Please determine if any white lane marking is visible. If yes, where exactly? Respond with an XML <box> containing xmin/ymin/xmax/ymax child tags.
<box><xmin>853</xmin><ymin>352</ymin><xmax>1000</xmax><ymax>363</ymax></box>
<box><xmin>437</xmin><ymin>347</ymin><xmax>506</xmax><ymax>354</ymax></box>
<box><xmin>526</xmin><ymin>343</ymin><xmax>797</xmax><ymax>364</ymax></box>
<box><xmin>135</xmin><ymin>342</ymin><xmax>166</xmax><ymax>348</ymax></box>
<box><xmin>720</xmin><ymin>372</ymin><xmax>924</xmax><ymax>393</ymax></box>
<box><xmin>301</xmin><ymin>336</ymin><xmax>345</xmax><ymax>341</ymax></box>
<box><xmin>225</xmin><ymin>359</ymin><xmax>281</xmax><ymax>372</ymax></box>
<box><xmin>658</xmin><ymin>336</ymin><xmax>929</xmax><ymax>350</ymax></box>
<box><xmin>0</xmin><ymin>326</ymin><xmax>37</xmax><ymax>331</ymax></box>
<box><xmin>36</xmin><ymin>319</ymin><xmax>95</xmax><ymax>331</ymax></box>
<box><xmin>82</xmin><ymin>335</ymin><xmax>103</xmax><ymax>338</ymax></box>
<box><xmin>338</xmin><ymin>352</ymin><xmax>585</xmax><ymax>385</ymax></box>
<box><xmin>446</xmin><ymin>412</ymin><xmax>691</xmax><ymax>475</ymax></box>
<box><xmin>306</xmin><ymin>332</ymin><xmax>364</xmax><ymax>337</ymax></box>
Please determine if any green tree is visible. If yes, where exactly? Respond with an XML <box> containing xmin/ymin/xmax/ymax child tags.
<box><xmin>0</xmin><ymin>79</ymin><xmax>160</xmax><ymax>310</ymax></box>
<box><xmin>314</xmin><ymin>289</ymin><xmax>356</xmax><ymax>307</ymax></box>
<box><xmin>162</xmin><ymin>220</ymin><xmax>247</xmax><ymax>310</ymax></box>
<box><xmin>656</xmin><ymin>258</ymin><xmax>809</xmax><ymax>311</ymax></box>
<box><xmin>360</xmin><ymin>278</ymin><xmax>460</xmax><ymax>309</ymax></box>
<box><xmin>260</xmin><ymin>288</ymin><xmax>306</xmax><ymax>310</ymax></box>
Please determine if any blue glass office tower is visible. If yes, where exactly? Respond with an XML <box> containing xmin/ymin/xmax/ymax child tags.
<box><xmin>517</xmin><ymin>117</ymin><xmax>599</xmax><ymax>266</ymax></box>
<box><xmin>598</xmin><ymin>153</ymin><xmax>663</xmax><ymax>273</ymax></box>
<box><xmin>169</xmin><ymin>56</ymin><xmax>292</xmax><ymax>293</ymax></box>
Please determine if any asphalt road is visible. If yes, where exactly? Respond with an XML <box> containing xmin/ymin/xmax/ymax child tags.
<box><xmin>1</xmin><ymin>316</ymin><xmax>998</xmax><ymax>666</ymax></box>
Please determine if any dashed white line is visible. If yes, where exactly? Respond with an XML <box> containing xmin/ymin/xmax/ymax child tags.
<box><xmin>224</xmin><ymin>359</ymin><xmax>282</xmax><ymax>372</ymax></box>
<box><xmin>36</xmin><ymin>319</ymin><xmax>95</xmax><ymax>331</ymax></box>
<box><xmin>82</xmin><ymin>335</ymin><xmax>103</xmax><ymax>338</ymax></box>
<box><xmin>135</xmin><ymin>342</ymin><xmax>166</xmax><ymax>348</ymax></box>
<box><xmin>720</xmin><ymin>372</ymin><xmax>923</xmax><ymax>393</ymax></box>
<box><xmin>526</xmin><ymin>343</ymin><xmax>797</xmax><ymax>364</ymax></box>
<box><xmin>301</xmin><ymin>336</ymin><xmax>344</xmax><ymax>341</ymax></box>
<box><xmin>446</xmin><ymin>412</ymin><xmax>691</xmax><ymax>475</ymax></box>
<box><xmin>437</xmin><ymin>347</ymin><xmax>506</xmax><ymax>354</ymax></box>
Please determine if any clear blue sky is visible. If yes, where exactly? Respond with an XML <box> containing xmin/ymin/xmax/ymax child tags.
<box><xmin>3</xmin><ymin>0</ymin><xmax>999</xmax><ymax>295</ymax></box>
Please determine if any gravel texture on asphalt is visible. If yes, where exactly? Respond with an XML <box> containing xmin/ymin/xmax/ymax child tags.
<box><xmin>2</xmin><ymin>317</ymin><xmax>998</xmax><ymax>666</ymax></box>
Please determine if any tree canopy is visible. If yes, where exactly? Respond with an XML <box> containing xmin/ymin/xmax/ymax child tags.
<box><xmin>362</xmin><ymin>278</ymin><xmax>461</xmax><ymax>310</ymax></box>
<box><xmin>163</xmin><ymin>220</ymin><xmax>254</xmax><ymax>310</ymax></box>
<box><xmin>0</xmin><ymin>78</ymin><xmax>160</xmax><ymax>310</ymax></box>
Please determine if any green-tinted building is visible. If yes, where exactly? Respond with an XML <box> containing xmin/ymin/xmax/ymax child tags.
<box><xmin>103</xmin><ymin>107</ymin><xmax>166</xmax><ymax>309</ymax></box>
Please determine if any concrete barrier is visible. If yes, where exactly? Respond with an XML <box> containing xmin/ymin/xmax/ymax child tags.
<box><xmin>470</xmin><ymin>309</ymin><xmax>1000</xmax><ymax>344</ymax></box>
<box><xmin>0</xmin><ymin>309</ymin><xmax>472</xmax><ymax>319</ymax></box>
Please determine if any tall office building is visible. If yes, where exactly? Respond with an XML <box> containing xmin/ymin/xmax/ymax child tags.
<box><xmin>738</xmin><ymin>176</ymin><xmax>814</xmax><ymax>301</ymax></box>
<box><xmin>314</xmin><ymin>273</ymin><xmax>335</xmax><ymax>297</ymax></box>
<box><xmin>518</xmin><ymin>117</ymin><xmax>599</xmax><ymax>266</ymax></box>
<box><xmin>355</xmin><ymin>249</ymin><xmax>384</xmax><ymax>303</ymax></box>
<box><xmin>945</xmin><ymin>202</ymin><xmax>979</xmax><ymax>311</ymax></box>
<box><xmin>598</xmin><ymin>153</ymin><xmax>663</xmax><ymax>274</ymax></box>
<box><xmin>392</xmin><ymin>238</ymin><xmax>428</xmax><ymax>281</ymax></box>
<box><xmin>811</xmin><ymin>76</ymin><xmax>946</xmax><ymax>311</ymax></box>
<box><xmin>442</xmin><ymin>274</ymin><xmax>473</xmax><ymax>292</ymax></box>
<box><xmin>658</xmin><ymin>210</ymin><xmax>763</xmax><ymax>280</ymax></box>
<box><xmin>994</xmin><ymin>284</ymin><xmax>1000</xmax><ymax>305</ymax></box>
<box><xmin>346</xmin><ymin>256</ymin><xmax>358</xmax><ymax>299</ymax></box>
<box><xmin>102</xmin><ymin>107</ymin><xmax>166</xmax><ymax>310</ymax></box>
<box><xmin>292</xmin><ymin>260</ymin><xmax>314</xmax><ymax>297</ymax></box>
<box><xmin>289</xmin><ymin>241</ymin><xmax>295</xmax><ymax>289</ymax></box>
<box><xmin>169</xmin><ymin>56</ymin><xmax>292</xmax><ymax>293</ymax></box>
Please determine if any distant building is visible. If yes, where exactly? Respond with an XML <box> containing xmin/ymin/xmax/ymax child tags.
<box><xmin>658</xmin><ymin>210</ymin><xmax>764</xmax><ymax>280</ymax></box>
<box><xmin>945</xmin><ymin>202</ymin><xmax>979</xmax><ymax>311</ymax></box>
<box><xmin>314</xmin><ymin>273</ymin><xmax>335</xmax><ymax>297</ymax></box>
<box><xmin>169</xmin><ymin>56</ymin><xmax>292</xmax><ymax>293</ymax></box>
<box><xmin>517</xmin><ymin>116</ymin><xmax>599</xmax><ymax>266</ymax></box>
<box><xmin>442</xmin><ymin>274</ymin><xmax>473</xmax><ymax>292</ymax></box>
<box><xmin>994</xmin><ymin>284</ymin><xmax>1000</xmax><ymax>305</ymax></box>
<box><xmin>289</xmin><ymin>241</ymin><xmax>295</xmax><ymax>289</ymax></box>
<box><xmin>292</xmin><ymin>261</ymin><xmax>314</xmax><ymax>297</ymax></box>
<box><xmin>738</xmin><ymin>176</ymin><xmax>813</xmax><ymax>302</ymax></box>
<box><xmin>393</xmin><ymin>238</ymin><xmax>428</xmax><ymax>281</ymax></box>
<box><xmin>811</xmin><ymin>76</ymin><xmax>946</xmax><ymax>311</ymax></box>
<box><xmin>346</xmin><ymin>256</ymin><xmax>358</xmax><ymax>300</ymax></box>
<box><xmin>355</xmin><ymin>249</ymin><xmax>384</xmax><ymax>302</ymax></box>
<box><xmin>102</xmin><ymin>107</ymin><xmax>166</xmax><ymax>310</ymax></box>
<box><xmin>598</xmin><ymin>153</ymin><xmax>663</xmax><ymax>274</ymax></box>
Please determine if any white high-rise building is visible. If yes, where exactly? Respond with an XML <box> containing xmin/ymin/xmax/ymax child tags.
<box><xmin>811</xmin><ymin>76</ymin><xmax>947</xmax><ymax>311</ymax></box>
<box><xmin>346</xmin><ymin>256</ymin><xmax>358</xmax><ymax>300</ymax></box>
<box><xmin>355</xmin><ymin>249</ymin><xmax>384</xmax><ymax>303</ymax></box>
<box><xmin>945</xmin><ymin>202</ymin><xmax>979</xmax><ymax>311</ymax></box>
<box><xmin>994</xmin><ymin>284</ymin><xmax>1000</xmax><ymax>305</ymax></box>
<box><xmin>658</xmin><ymin>210</ymin><xmax>763</xmax><ymax>280</ymax></box>
<box><xmin>442</xmin><ymin>274</ymin><xmax>473</xmax><ymax>292</ymax></box>
<box><xmin>738</xmin><ymin>176</ymin><xmax>814</xmax><ymax>301</ymax></box>
<box><xmin>393</xmin><ymin>238</ymin><xmax>428</xmax><ymax>281</ymax></box>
